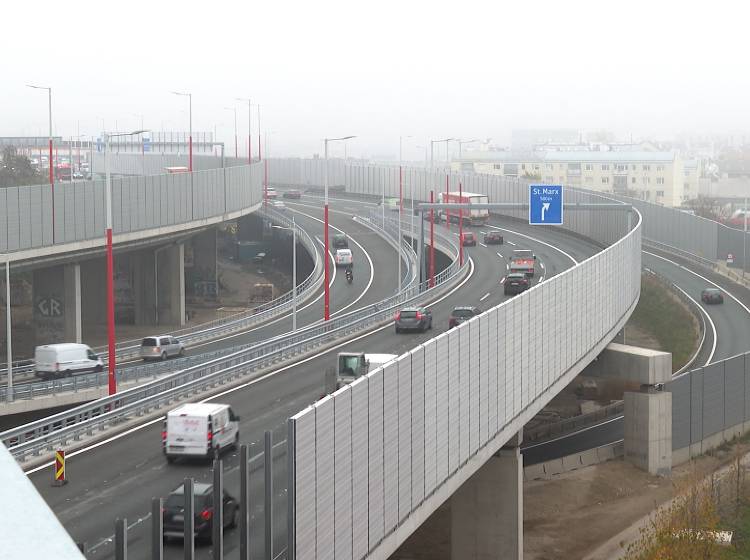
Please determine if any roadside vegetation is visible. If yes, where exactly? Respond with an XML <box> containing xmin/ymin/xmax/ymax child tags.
<box><xmin>627</xmin><ymin>273</ymin><xmax>700</xmax><ymax>371</ymax></box>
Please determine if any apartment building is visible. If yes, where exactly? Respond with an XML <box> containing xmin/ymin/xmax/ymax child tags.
<box><xmin>454</xmin><ymin>151</ymin><xmax>687</xmax><ymax>207</ymax></box>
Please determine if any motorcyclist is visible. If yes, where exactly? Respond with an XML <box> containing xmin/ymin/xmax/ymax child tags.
<box><xmin>345</xmin><ymin>265</ymin><xmax>353</xmax><ymax>283</ymax></box>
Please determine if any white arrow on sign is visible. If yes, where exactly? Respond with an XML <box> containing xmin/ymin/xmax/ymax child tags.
<box><xmin>541</xmin><ymin>202</ymin><xmax>550</xmax><ymax>221</ymax></box>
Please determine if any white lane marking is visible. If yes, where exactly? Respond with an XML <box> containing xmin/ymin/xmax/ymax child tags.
<box><xmin>540</xmin><ymin>262</ymin><xmax>546</xmax><ymax>270</ymax></box>
<box><xmin>496</xmin><ymin>252</ymin><xmax>504</xmax><ymax>259</ymax></box>
<box><xmin>670</xmin><ymin>282</ymin><xmax>716</xmax><ymax>366</ymax></box>
<box><xmin>480</xmin><ymin>231</ymin><xmax>487</xmax><ymax>235</ymax></box>
<box><xmin>506</xmin><ymin>240</ymin><xmax>516</xmax><ymax>246</ymax></box>
<box><xmin>486</xmin><ymin>224</ymin><xmax>578</xmax><ymax>265</ymax></box>
<box><xmin>479</xmin><ymin>243</ymin><xmax>487</xmax><ymax>248</ymax></box>
<box><xmin>26</xmin><ymin>259</ymin><xmax>476</xmax><ymax>473</ymax></box>
<box><xmin>539</xmin><ymin>276</ymin><xmax>545</xmax><ymax>283</ymax></box>
<box><xmin>297</xmin><ymin>208</ymin><xmax>374</xmax><ymax>316</ymax></box>
<box><xmin>315</xmin><ymin>237</ymin><xmax>338</xmax><ymax>287</ymax></box>
<box><xmin>644</xmin><ymin>251</ymin><xmax>750</xmax><ymax>316</ymax></box>
<box><xmin>500</xmin><ymin>277</ymin><xmax>506</xmax><ymax>284</ymax></box>
<box><xmin>522</xmin><ymin>416</ymin><xmax>624</xmax><ymax>449</ymax></box>
<box><xmin>480</xmin><ymin>292</ymin><xmax>490</xmax><ymax>301</ymax></box>
<box><xmin>506</xmin><ymin>264</ymin><xmax>509</xmax><ymax>270</ymax></box>
<box><xmin>88</xmin><ymin>513</ymin><xmax>153</xmax><ymax>553</ymax></box>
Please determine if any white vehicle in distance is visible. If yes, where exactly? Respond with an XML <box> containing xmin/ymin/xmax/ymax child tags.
<box><xmin>270</xmin><ymin>200</ymin><xmax>286</xmax><ymax>210</ymax></box>
<box><xmin>266</xmin><ymin>187</ymin><xmax>278</xmax><ymax>199</ymax></box>
<box><xmin>140</xmin><ymin>336</ymin><xmax>185</xmax><ymax>361</ymax></box>
<box><xmin>34</xmin><ymin>343</ymin><xmax>103</xmax><ymax>380</ymax></box>
<box><xmin>335</xmin><ymin>248</ymin><xmax>353</xmax><ymax>267</ymax></box>
<box><xmin>162</xmin><ymin>403</ymin><xmax>240</xmax><ymax>463</ymax></box>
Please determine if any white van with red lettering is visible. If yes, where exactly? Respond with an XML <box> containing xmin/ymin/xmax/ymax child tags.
<box><xmin>163</xmin><ymin>403</ymin><xmax>240</xmax><ymax>463</ymax></box>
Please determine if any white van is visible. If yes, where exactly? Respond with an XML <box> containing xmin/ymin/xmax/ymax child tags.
<box><xmin>162</xmin><ymin>403</ymin><xmax>240</xmax><ymax>463</ymax></box>
<box><xmin>34</xmin><ymin>343</ymin><xmax>103</xmax><ymax>380</ymax></box>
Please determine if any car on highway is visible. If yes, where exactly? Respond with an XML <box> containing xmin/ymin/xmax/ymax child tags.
<box><xmin>140</xmin><ymin>336</ymin><xmax>185</xmax><ymax>361</ymax></box>
<box><xmin>34</xmin><ymin>343</ymin><xmax>103</xmax><ymax>380</ymax></box>
<box><xmin>335</xmin><ymin>248</ymin><xmax>353</xmax><ymax>267</ymax></box>
<box><xmin>282</xmin><ymin>189</ymin><xmax>302</xmax><ymax>199</ymax></box>
<box><xmin>162</xmin><ymin>482</ymin><xmax>239</xmax><ymax>544</ymax></box>
<box><xmin>332</xmin><ymin>233</ymin><xmax>349</xmax><ymax>249</ymax></box>
<box><xmin>483</xmin><ymin>231</ymin><xmax>503</xmax><ymax>245</ymax></box>
<box><xmin>72</xmin><ymin>171</ymin><xmax>85</xmax><ymax>180</ymax></box>
<box><xmin>395</xmin><ymin>306</ymin><xmax>433</xmax><ymax>333</ymax></box>
<box><xmin>461</xmin><ymin>232</ymin><xmax>477</xmax><ymax>246</ymax></box>
<box><xmin>504</xmin><ymin>272</ymin><xmax>530</xmax><ymax>295</ymax></box>
<box><xmin>270</xmin><ymin>200</ymin><xmax>286</xmax><ymax>210</ymax></box>
<box><xmin>163</xmin><ymin>403</ymin><xmax>240</xmax><ymax>462</ymax></box>
<box><xmin>701</xmin><ymin>288</ymin><xmax>724</xmax><ymax>304</ymax></box>
<box><xmin>266</xmin><ymin>187</ymin><xmax>278</xmax><ymax>199</ymax></box>
<box><xmin>509</xmin><ymin>249</ymin><xmax>536</xmax><ymax>276</ymax></box>
<box><xmin>378</xmin><ymin>197</ymin><xmax>400</xmax><ymax>212</ymax></box>
<box><xmin>448</xmin><ymin>306</ymin><xmax>481</xmax><ymax>329</ymax></box>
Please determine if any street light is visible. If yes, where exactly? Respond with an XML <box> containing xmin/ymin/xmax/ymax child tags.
<box><xmin>171</xmin><ymin>91</ymin><xmax>192</xmax><ymax>171</ymax></box>
<box><xmin>398</xmin><ymin>136</ymin><xmax>413</xmax><ymax>292</ymax></box>
<box><xmin>224</xmin><ymin>106</ymin><xmax>238</xmax><ymax>158</ymax></box>
<box><xmin>235</xmin><ymin>97</ymin><xmax>252</xmax><ymax>164</ymax></box>
<box><xmin>324</xmin><ymin>135</ymin><xmax>356</xmax><ymax>321</ymax></box>
<box><xmin>430</xmin><ymin>138</ymin><xmax>455</xmax><ymax>169</ymax></box>
<box><xmin>27</xmin><ymin>84</ymin><xmax>55</xmax><ymax>240</ymax></box>
<box><xmin>257</xmin><ymin>104</ymin><xmax>262</xmax><ymax>161</ymax></box>
<box><xmin>271</xmin><ymin>220</ymin><xmax>298</xmax><ymax>331</ymax></box>
<box><xmin>104</xmin><ymin>128</ymin><xmax>149</xmax><ymax>395</ymax></box>
<box><xmin>456</xmin><ymin>138</ymin><xmax>478</xmax><ymax>159</ymax></box>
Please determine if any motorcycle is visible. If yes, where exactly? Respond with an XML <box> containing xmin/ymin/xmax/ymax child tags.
<box><xmin>345</xmin><ymin>268</ymin><xmax>353</xmax><ymax>284</ymax></box>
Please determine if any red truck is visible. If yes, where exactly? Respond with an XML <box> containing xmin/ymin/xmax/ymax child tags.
<box><xmin>509</xmin><ymin>249</ymin><xmax>536</xmax><ymax>277</ymax></box>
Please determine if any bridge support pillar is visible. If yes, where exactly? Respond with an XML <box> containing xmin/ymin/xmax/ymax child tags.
<box><xmin>188</xmin><ymin>228</ymin><xmax>218</xmax><ymax>300</ymax></box>
<box><xmin>33</xmin><ymin>263</ymin><xmax>82</xmax><ymax>346</ymax></box>
<box><xmin>451</xmin><ymin>431</ymin><xmax>522</xmax><ymax>560</ymax></box>
<box><xmin>132</xmin><ymin>250</ymin><xmax>157</xmax><ymax>325</ymax></box>
<box><xmin>159</xmin><ymin>243</ymin><xmax>185</xmax><ymax>327</ymax></box>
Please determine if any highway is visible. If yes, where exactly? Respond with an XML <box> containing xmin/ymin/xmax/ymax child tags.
<box><xmin>523</xmin><ymin>246</ymin><xmax>750</xmax><ymax>465</ymax></box>
<box><xmin>27</xmin><ymin>200</ymin><xmax>603</xmax><ymax>558</ymax></box>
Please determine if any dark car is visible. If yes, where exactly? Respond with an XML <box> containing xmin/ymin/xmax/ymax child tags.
<box><xmin>504</xmin><ymin>273</ymin><xmax>530</xmax><ymax>295</ymax></box>
<box><xmin>449</xmin><ymin>306</ymin><xmax>481</xmax><ymax>329</ymax></box>
<box><xmin>395</xmin><ymin>306</ymin><xmax>433</xmax><ymax>333</ymax></box>
<box><xmin>483</xmin><ymin>231</ymin><xmax>503</xmax><ymax>245</ymax></box>
<box><xmin>462</xmin><ymin>232</ymin><xmax>477</xmax><ymax>247</ymax></box>
<box><xmin>162</xmin><ymin>483</ymin><xmax>239</xmax><ymax>544</ymax></box>
<box><xmin>332</xmin><ymin>233</ymin><xmax>349</xmax><ymax>250</ymax></box>
<box><xmin>701</xmin><ymin>288</ymin><xmax>724</xmax><ymax>304</ymax></box>
<box><xmin>282</xmin><ymin>189</ymin><xmax>302</xmax><ymax>199</ymax></box>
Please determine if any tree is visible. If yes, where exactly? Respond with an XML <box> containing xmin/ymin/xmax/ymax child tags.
<box><xmin>0</xmin><ymin>146</ymin><xmax>45</xmax><ymax>188</ymax></box>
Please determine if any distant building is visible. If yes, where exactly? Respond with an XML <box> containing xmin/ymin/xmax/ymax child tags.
<box><xmin>510</xmin><ymin>129</ymin><xmax>580</xmax><ymax>150</ymax></box>
<box><xmin>453</xmin><ymin>150</ymin><xmax>687</xmax><ymax>207</ymax></box>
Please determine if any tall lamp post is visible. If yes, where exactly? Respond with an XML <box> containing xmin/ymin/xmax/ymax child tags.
<box><xmin>171</xmin><ymin>91</ymin><xmax>192</xmax><ymax>171</ymax></box>
<box><xmin>430</xmin><ymin>138</ymin><xmax>455</xmax><ymax>169</ymax></box>
<box><xmin>324</xmin><ymin>135</ymin><xmax>356</xmax><ymax>321</ymax></box>
<box><xmin>235</xmin><ymin>97</ymin><xmax>252</xmax><ymax>164</ymax></box>
<box><xmin>456</xmin><ymin>138</ymin><xmax>478</xmax><ymax>159</ymax></box>
<box><xmin>27</xmin><ymin>84</ymin><xmax>54</xmax><ymax>240</ymax></box>
<box><xmin>272</xmin><ymin>220</ymin><xmax>297</xmax><ymax>330</ymax></box>
<box><xmin>257</xmin><ymin>104</ymin><xmax>262</xmax><ymax>161</ymax></box>
<box><xmin>104</xmin><ymin>129</ymin><xmax>148</xmax><ymax>395</ymax></box>
<box><xmin>398</xmin><ymin>136</ymin><xmax>413</xmax><ymax>292</ymax></box>
<box><xmin>224</xmin><ymin>106</ymin><xmax>238</xmax><ymax>158</ymax></box>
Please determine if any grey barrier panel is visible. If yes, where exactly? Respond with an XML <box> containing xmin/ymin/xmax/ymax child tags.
<box><xmin>457</xmin><ymin>321</ymin><xmax>470</xmax><ymax>465</ymax></box>
<box><xmin>410</xmin><ymin>345</ymin><xmax>426</xmax><ymax>507</ymax></box>
<box><xmin>314</xmin><ymin>397</ymin><xmax>335</xmax><ymax>559</ymax></box>
<box><xmin>690</xmin><ymin>369</ymin><xmax>704</xmax><ymax>446</ymax></box>
<box><xmin>668</xmin><ymin>374</ymin><xmax>691</xmax><ymax>450</ymax></box>
<box><xmin>333</xmin><ymin>385</ymin><xmax>353</xmax><ymax>560</ymax></box>
<box><xmin>434</xmin><ymin>331</ymin><xmax>450</xmax><ymax>484</ymax></box>
<box><xmin>745</xmin><ymin>356</ymin><xmax>750</xmax><ymax>422</ymax></box>
<box><xmin>469</xmin><ymin>318</ymin><xmax>480</xmax><ymax>455</ymax></box>
<box><xmin>351</xmin><ymin>375</ymin><xmax>369</xmax><ymax>559</ymax></box>
<box><xmin>725</xmin><ymin>355</ymin><xmax>745</xmax><ymax>429</ymax></box>
<box><xmin>478</xmin><ymin>314</ymin><xmax>490</xmax><ymax>454</ymax></box>
<box><xmin>396</xmin><ymin>353</ymin><xmax>412</xmax><ymax>523</ymax></box>
<box><xmin>423</xmin><ymin>338</ymin><xmax>438</xmax><ymax>498</ymax></box>
<box><xmin>291</xmin><ymin>409</ymin><xmax>315</xmax><ymax>560</ymax></box>
<box><xmin>367</xmin><ymin>366</ymin><xmax>384</xmax><ymax>548</ymax></box>
<box><xmin>6</xmin><ymin>188</ymin><xmax>19</xmax><ymax>250</ymax></box>
<box><xmin>382</xmin><ymin>360</ymin><xmax>399</xmax><ymax>535</ymax></box>
<box><xmin>487</xmin><ymin>309</ymin><xmax>499</xmax><ymax>441</ymax></box>
<box><xmin>702</xmin><ymin>362</ymin><xmax>725</xmax><ymax>438</ymax></box>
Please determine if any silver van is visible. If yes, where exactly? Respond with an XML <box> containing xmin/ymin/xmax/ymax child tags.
<box><xmin>34</xmin><ymin>343</ymin><xmax>103</xmax><ymax>379</ymax></box>
<box><xmin>139</xmin><ymin>336</ymin><xmax>185</xmax><ymax>361</ymax></box>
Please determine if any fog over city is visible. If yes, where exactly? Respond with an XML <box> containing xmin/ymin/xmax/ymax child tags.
<box><xmin>2</xmin><ymin>0</ymin><xmax>747</xmax><ymax>158</ymax></box>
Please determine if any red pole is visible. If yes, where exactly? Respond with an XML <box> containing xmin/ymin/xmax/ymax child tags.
<box><xmin>445</xmin><ymin>174</ymin><xmax>450</xmax><ymax>229</ymax></box>
<box><xmin>324</xmin><ymin>203</ymin><xmax>330</xmax><ymax>320</ymax></box>
<box><xmin>106</xmin><ymin>228</ymin><xmax>117</xmax><ymax>395</ymax></box>
<box><xmin>429</xmin><ymin>190</ymin><xmax>435</xmax><ymax>288</ymax></box>
<box><xmin>459</xmin><ymin>181</ymin><xmax>464</xmax><ymax>267</ymax></box>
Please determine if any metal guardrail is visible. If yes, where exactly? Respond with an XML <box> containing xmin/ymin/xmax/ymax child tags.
<box><xmin>524</xmin><ymin>402</ymin><xmax>626</xmax><ymax>443</ymax></box>
<box><xmin>0</xmin><ymin>208</ymin><xmax>325</xmax><ymax>389</ymax></box>
<box><xmin>644</xmin><ymin>238</ymin><xmax>717</xmax><ymax>270</ymax></box>
<box><xmin>1</xmin><ymin>210</ymin><xmax>464</xmax><ymax>460</ymax></box>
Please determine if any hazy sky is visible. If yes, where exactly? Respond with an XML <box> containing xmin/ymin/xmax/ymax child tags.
<box><xmin>3</xmin><ymin>0</ymin><xmax>747</xmax><ymax>159</ymax></box>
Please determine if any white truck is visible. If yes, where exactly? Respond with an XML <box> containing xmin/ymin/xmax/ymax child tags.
<box><xmin>325</xmin><ymin>352</ymin><xmax>399</xmax><ymax>394</ymax></box>
<box><xmin>437</xmin><ymin>191</ymin><xmax>490</xmax><ymax>226</ymax></box>
<box><xmin>162</xmin><ymin>403</ymin><xmax>240</xmax><ymax>463</ymax></box>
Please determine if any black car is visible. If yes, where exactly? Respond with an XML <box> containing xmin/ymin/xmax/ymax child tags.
<box><xmin>282</xmin><ymin>189</ymin><xmax>302</xmax><ymax>199</ymax></box>
<box><xmin>701</xmin><ymin>288</ymin><xmax>724</xmax><ymax>304</ymax></box>
<box><xmin>483</xmin><ymin>231</ymin><xmax>503</xmax><ymax>245</ymax></box>
<box><xmin>504</xmin><ymin>273</ymin><xmax>530</xmax><ymax>295</ymax></box>
<box><xmin>395</xmin><ymin>306</ymin><xmax>433</xmax><ymax>333</ymax></box>
<box><xmin>162</xmin><ymin>483</ymin><xmax>239</xmax><ymax>544</ymax></box>
<box><xmin>332</xmin><ymin>233</ymin><xmax>349</xmax><ymax>249</ymax></box>
<box><xmin>448</xmin><ymin>306</ymin><xmax>481</xmax><ymax>329</ymax></box>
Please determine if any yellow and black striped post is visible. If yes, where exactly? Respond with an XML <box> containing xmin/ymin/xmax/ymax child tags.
<box><xmin>52</xmin><ymin>449</ymin><xmax>67</xmax><ymax>486</ymax></box>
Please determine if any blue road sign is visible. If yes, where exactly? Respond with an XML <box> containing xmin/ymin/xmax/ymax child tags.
<box><xmin>96</xmin><ymin>137</ymin><xmax>103</xmax><ymax>153</ymax></box>
<box><xmin>143</xmin><ymin>138</ymin><xmax>151</xmax><ymax>152</ymax></box>
<box><xmin>529</xmin><ymin>184</ymin><xmax>563</xmax><ymax>225</ymax></box>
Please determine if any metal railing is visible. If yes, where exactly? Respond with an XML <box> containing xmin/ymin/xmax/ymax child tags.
<box><xmin>1</xmin><ymin>211</ymin><xmax>464</xmax><ymax>459</ymax></box>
